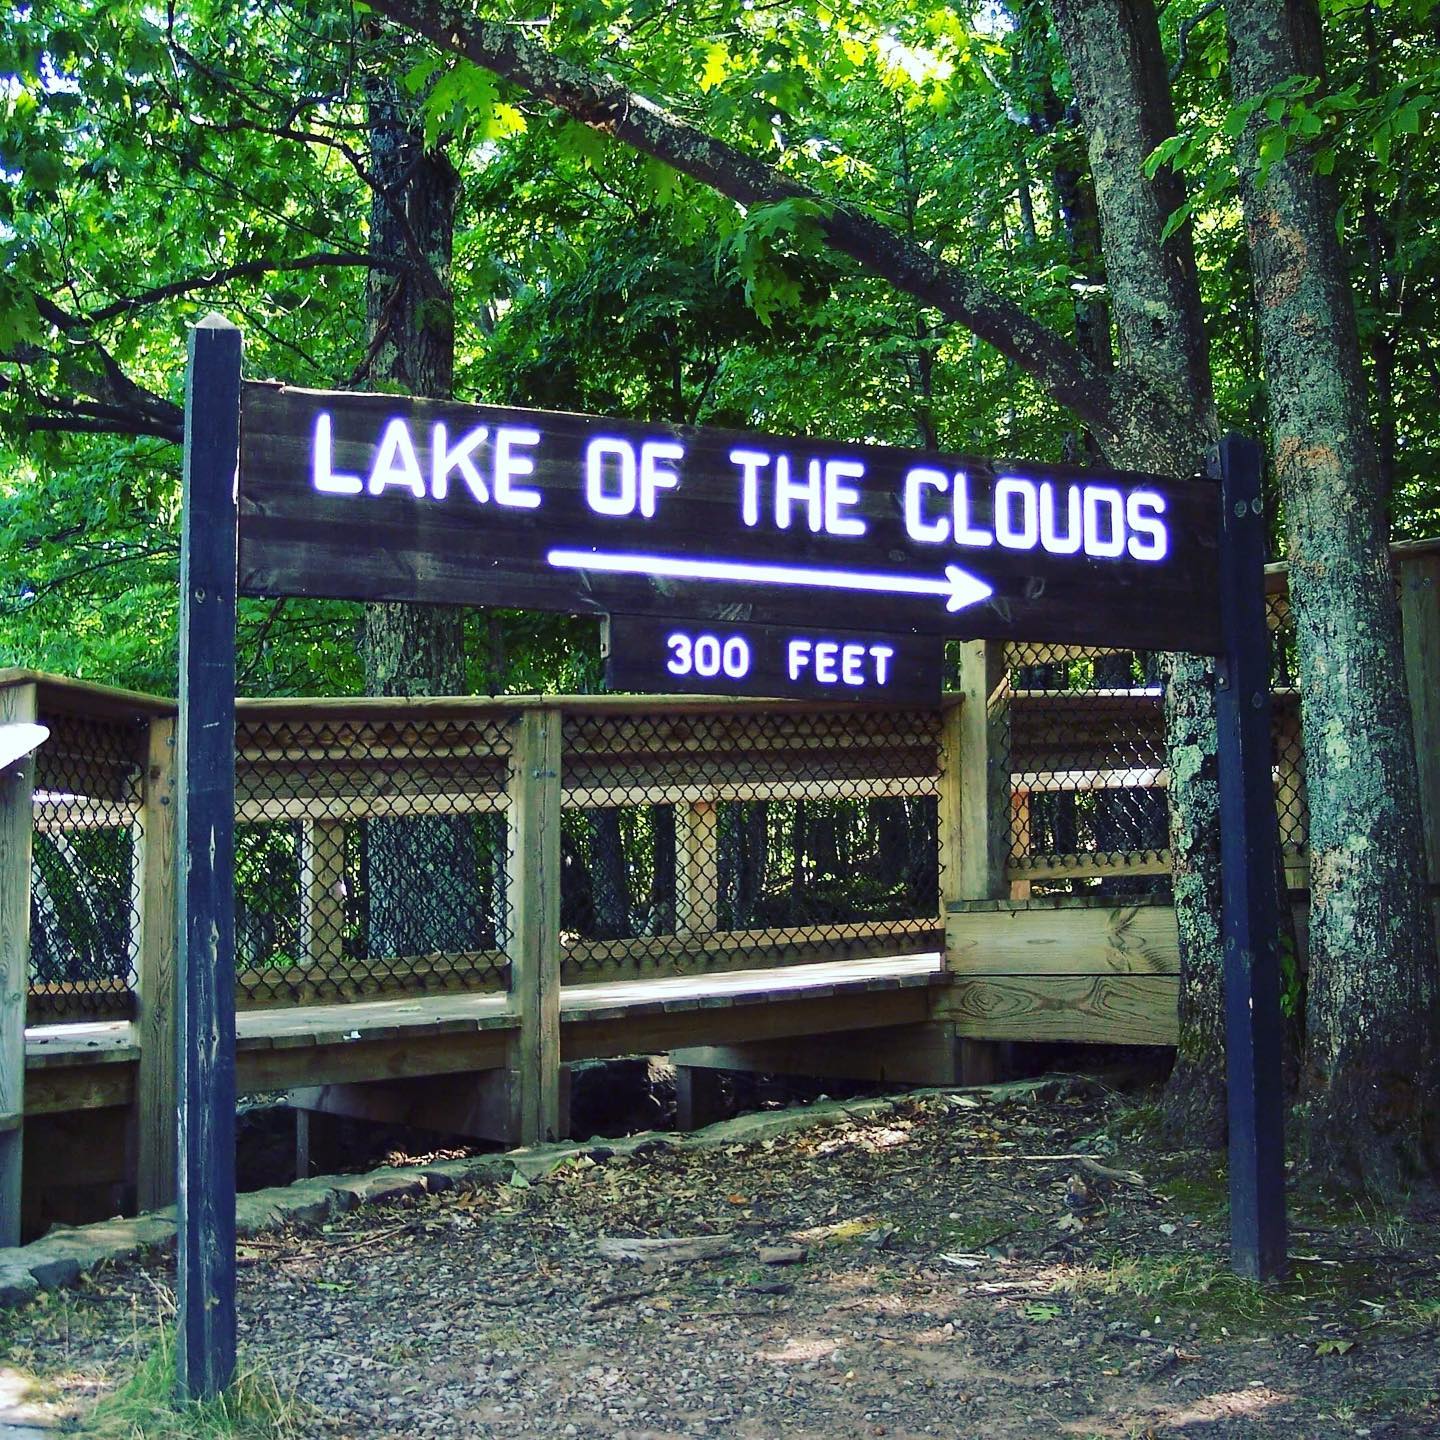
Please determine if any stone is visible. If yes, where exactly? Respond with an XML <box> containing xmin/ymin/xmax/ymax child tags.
<box><xmin>234</xmin><ymin>1194</ymin><xmax>287</xmax><ymax>1238</ymax></box>
<box><xmin>0</xmin><ymin>1263</ymin><xmax>38</xmax><ymax>1308</ymax></box>
<box><xmin>757</xmin><ymin>1246</ymin><xmax>806</xmax><ymax>1267</ymax></box>
<box><xmin>81</xmin><ymin>1214</ymin><xmax>177</xmax><ymax>1254</ymax></box>
<box><xmin>22</xmin><ymin>1246</ymin><xmax>84</xmax><ymax>1290</ymax></box>
<box><xmin>332</xmin><ymin>1168</ymin><xmax>427</xmax><ymax>1207</ymax></box>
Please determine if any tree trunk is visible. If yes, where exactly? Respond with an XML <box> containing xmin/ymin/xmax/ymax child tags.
<box><xmin>1050</xmin><ymin>0</ymin><xmax>1226</xmax><ymax>1145</ymax></box>
<box><xmin>371</xmin><ymin>0</ymin><xmax>1224</xmax><ymax>1139</ymax></box>
<box><xmin>1225</xmin><ymin>0</ymin><xmax>1438</xmax><ymax>1188</ymax></box>
<box><xmin>360</xmin><ymin>78</ymin><xmax>475</xmax><ymax>958</ymax></box>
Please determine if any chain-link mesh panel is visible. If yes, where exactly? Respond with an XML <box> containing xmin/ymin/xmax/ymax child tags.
<box><xmin>1267</xmin><ymin>588</ymin><xmax>1308</xmax><ymax>877</ymax></box>
<box><xmin>29</xmin><ymin>712</ymin><xmax>145</xmax><ymax>1021</ymax></box>
<box><xmin>234</xmin><ymin>712</ymin><xmax>513</xmax><ymax>1006</ymax></box>
<box><xmin>559</xmin><ymin>707</ymin><xmax>944</xmax><ymax>983</ymax></box>
<box><xmin>1004</xmin><ymin>644</ymin><xmax>1170</xmax><ymax>899</ymax></box>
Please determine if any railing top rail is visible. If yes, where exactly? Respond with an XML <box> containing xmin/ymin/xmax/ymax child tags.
<box><xmin>1</xmin><ymin>669</ymin><xmax>963</xmax><ymax>718</ymax></box>
<box><xmin>0</xmin><ymin>668</ymin><xmax>175</xmax><ymax>722</ymax></box>
<box><xmin>1264</xmin><ymin>535</ymin><xmax>1439</xmax><ymax>593</ymax></box>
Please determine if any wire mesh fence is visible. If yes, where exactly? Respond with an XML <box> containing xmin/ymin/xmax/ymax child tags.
<box><xmin>998</xmin><ymin>594</ymin><xmax>1311</xmax><ymax>897</ymax></box>
<box><xmin>20</xmin><ymin>616</ymin><xmax>1315</xmax><ymax>1023</ymax></box>
<box><xmin>1002</xmin><ymin>643</ymin><xmax>1171</xmax><ymax>899</ymax></box>
<box><xmin>232</xmin><ymin>711</ymin><xmax>513</xmax><ymax>1006</ymax></box>
<box><xmin>28</xmin><ymin>710</ymin><xmax>146</xmax><ymax>1022</ymax></box>
<box><xmin>558</xmin><ymin>707</ymin><xmax>945</xmax><ymax>983</ymax></box>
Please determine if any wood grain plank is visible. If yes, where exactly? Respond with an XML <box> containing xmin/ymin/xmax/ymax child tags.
<box><xmin>936</xmin><ymin>974</ymin><xmax>1178</xmax><ymax>1044</ymax></box>
<box><xmin>507</xmin><ymin>709</ymin><xmax>563</xmax><ymax>1144</ymax></box>
<box><xmin>946</xmin><ymin>903</ymin><xmax>1179</xmax><ymax>976</ymax></box>
<box><xmin>135</xmin><ymin>715</ymin><xmax>178</xmax><ymax>1211</ymax></box>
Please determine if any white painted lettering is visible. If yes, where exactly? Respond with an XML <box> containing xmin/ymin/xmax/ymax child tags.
<box><xmin>586</xmin><ymin>436</ymin><xmax>637</xmax><ymax>516</ymax></box>
<box><xmin>1084</xmin><ymin>485</ymin><xmax>1126</xmax><ymax>557</ymax></box>
<box><xmin>639</xmin><ymin>440</ymin><xmax>684</xmax><ymax>518</ymax></box>
<box><xmin>312</xmin><ymin>412</ymin><xmax>362</xmax><ymax>495</ymax></box>
<box><xmin>774</xmin><ymin>455</ymin><xmax>824</xmax><ymax>532</ymax></box>
<box><xmin>953</xmin><ymin>471</ymin><xmax>994</xmax><ymax>547</ymax></box>
<box><xmin>1126</xmin><ymin>490</ymin><xmax>1169</xmax><ymax>561</ymax></box>
<box><xmin>429</xmin><ymin>421</ymin><xmax>489</xmax><ymax>502</ymax></box>
<box><xmin>995</xmin><ymin>476</ymin><xmax>1039</xmax><ymax>549</ymax></box>
<box><xmin>494</xmin><ymin>427</ymin><xmax>541</xmax><ymax>509</ymax></box>
<box><xmin>368</xmin><ymin>418</ymin><xmax>426</xmax><ymax>497</ymax></box>
<box><xmin>823</xmin><ymin>459</ymin><xmax>867</xmax><ymax>537</ymax></box>
<box><xmin>904</xmin><ymin>467</ymin><xmax>951</xmax><ymax>544</ymax></box>
<box><xmin>1039</xmin><ymin>481</ymin><xmax>1082</xmax><ymax>555</ymax></box>
<box><xmin>730</xmin><ymin>449</ymin><xmax>768</xmax><ymax>527</ymax></box>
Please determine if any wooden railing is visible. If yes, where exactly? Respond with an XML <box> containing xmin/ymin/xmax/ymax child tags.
<box><xmin>4</xmin><ymin>539</ymin><xmax>1438</xmax><ymax>1209</ymax></box>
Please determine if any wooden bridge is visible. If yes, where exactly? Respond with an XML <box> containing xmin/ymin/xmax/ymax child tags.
<box><xmin>4</xmin><ymin>543</ymin><xmax>1437</xmax><ymax>1239</ymax></box>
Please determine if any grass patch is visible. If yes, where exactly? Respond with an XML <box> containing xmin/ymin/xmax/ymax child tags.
<box><xmin>1050</xmin><ymin>1248</ymin><xmax>1370</xmax><ymax>1336</ymax></box>
<box><xmin>87</xmin><ymin>1326</ymin><xmax>303</xmax><ymax>1440</ymax></box>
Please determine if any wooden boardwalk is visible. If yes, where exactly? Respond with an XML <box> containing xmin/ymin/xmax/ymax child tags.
<box><xmin>26</xmin><ymin>953</ymin><xmax>946</xmax><ymax>1118</ymax></box>
<box><xmin>7</xmin><ymin>538</ymin><xmax>1438</xmax><ymax>1238</ymax></box>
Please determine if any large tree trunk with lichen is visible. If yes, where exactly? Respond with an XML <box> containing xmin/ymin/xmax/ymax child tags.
<box><xmin>1050</xmin><ymin>0</ymin><xmax>1227</xmax><ymax>1145</ymax></box>
<box><xmin>1225</xmin><ymin>0</ymin><xmax>1438</xmax><ymax>1190</ymax></box>
<box><xmin>360</xmin><ymin>79</ymin><xmax>477</xmax><ymax>959</ymax></box>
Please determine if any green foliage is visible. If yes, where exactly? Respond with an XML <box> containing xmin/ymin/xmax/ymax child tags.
<box><xmin>0</xmin><ymin>0</ymin><xmax>1435</xmax><ymax>697</ymax></box>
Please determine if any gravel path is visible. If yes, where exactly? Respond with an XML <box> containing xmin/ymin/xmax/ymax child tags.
<box><xmin>5</xmin><ymin>1085</ymin><xmax>1438</xmax><ymax>1437</ymax></box>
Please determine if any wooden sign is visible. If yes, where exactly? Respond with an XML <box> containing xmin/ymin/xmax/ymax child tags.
<box><xmin>238</xmin><ymin>382</ymin><xmax>1222</xmax><ymax>653</ymax></box>
<box><xmin>602</xmin><ymin>616</ymin><xmax>943</xmax><ymax>702</ymax></box>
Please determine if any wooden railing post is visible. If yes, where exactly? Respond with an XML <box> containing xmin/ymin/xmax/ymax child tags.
<box><xmin>941</xmin><ymin>641</ymin><xmax>1011</xmax><ymax>907</ymax></box>
<box><xmin>676</xmin><ymin>800</ymin><xmax>719</xmax><ymax>935</ymax></box>
<box><xmin>1399</xmin><ymin>551</ymin><xmax>1440</xmax><ymax>891</ymax></box>
<box><xmin>940</xmin><ymin>642</ymin><xmax>1011</xmax><ymax>1083</ymax></box>
<box><xmin>0</xmin><ymin>681</ymin><xmax>38</xmax><ymax>1245</ymax></box>
<box><xmin>506</xmin><ymin>707</ymin><xmax>562</xmax><ymax>1145</ymax></box>
<box><xmin>300</xmin><ymin>821</ymin><xmax>347</xmax><ymax>969</ymax></box>
<box><xmin>135</xmin><ymin>713</ymin><xmax>178</xmax><ymax>1212</ymax></box>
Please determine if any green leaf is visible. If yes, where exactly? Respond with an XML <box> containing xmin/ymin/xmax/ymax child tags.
<box><xmin>699</xmin><ymin>41</ymin><xmax>730</xmax><ymax>93</ymax></box>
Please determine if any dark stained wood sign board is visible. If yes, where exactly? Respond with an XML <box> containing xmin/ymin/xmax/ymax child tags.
<box><xmin>603</xmin><ymin>615</ymin><xmax>943</xmax><ymax>703</ymax></box>
<box><xmin>238</xmin><ymin>382</ymin><xmax>1222</xmax><ymax>653</ymax></box>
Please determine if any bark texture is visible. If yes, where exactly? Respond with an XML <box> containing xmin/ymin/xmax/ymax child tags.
<box><xmin>361</xmin><ymin>78</ymin><xmax>474</xmax><ymax>958</ymax></box>
<box><xmin>1226</xmin><ymin>0</ymin><xmax>1438</xmax><ymax>1189</ymax></box>
<box><xmin>1050</xmin><ymin>0</ymin><xmax>1226</xmax><ymax>1145</ymax></box>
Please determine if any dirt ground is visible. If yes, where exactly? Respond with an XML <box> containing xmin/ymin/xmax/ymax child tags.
<box><xmin>3</xmin><ymin>1080</ymin><xmax>1438</xmax><ymax>1438</ymax></box>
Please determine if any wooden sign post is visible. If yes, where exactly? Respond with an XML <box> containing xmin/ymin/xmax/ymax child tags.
<box><xmin>176</xmin><ymin>316</ymin><xmax>242</xmax><ymax>1399</ymax></box>
<box><xmin>1216</xmin><ymin>434</ymin><xmax>1287</xmax><ymax>1279</ymax></box>
<box><xmin>172</xmin><ymin>342</ymin><xmax>1287</xmax><ymax>1397</ymax></box>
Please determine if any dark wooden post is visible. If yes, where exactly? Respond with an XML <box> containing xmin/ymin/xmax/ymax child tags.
<box><xmin>176</xmin><ymin>315</ymin><xmax>242</xmax><ymax>1398</ymax></box>
<box><xmin>0</xmin><ymin>681</ymin><xmax>39</xmax><ymax>1246</ymax></box>
<box><xmin>1216</xmin><ymin>434</ymin><xmax>1286</xmax><ymax>1280</ymax></box>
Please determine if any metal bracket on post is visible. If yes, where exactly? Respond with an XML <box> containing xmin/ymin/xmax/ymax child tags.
<box><xmin>1216</xmin><ymin>434</ymin><xmax>1287</xmax><ymax>1281</ymax></box>
<box><xmin>176</xmin><ymin>315</ymin><xmax>242</xmax><ymax>1399</ymax></box>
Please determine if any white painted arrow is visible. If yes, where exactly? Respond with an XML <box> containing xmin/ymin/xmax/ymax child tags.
<box><xmin>0</xmin><ymin>723</ymin><xmax>48</xmax><ymax>771</ymax></box>
<box><xmin>546</xmin><ymin>548</ymin><xmax>993</xmax><ymax>612</ymax></box>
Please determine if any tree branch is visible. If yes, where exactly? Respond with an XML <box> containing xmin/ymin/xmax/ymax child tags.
<box><xmin>1169</xmin><ymin>0</ymin><xmax>1224</xmax><ymax>83</ymax></box>
<box><xmin>368</xmin><ymin>0</ymin><xmax>1189</xmax><ymax>463</ymax></box>
<box><xmin>80</xmin><ymin>251</ymin><xmax>404</xmax><ymax>325</ymax></box>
